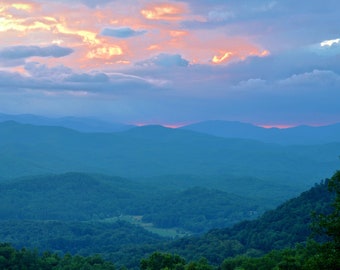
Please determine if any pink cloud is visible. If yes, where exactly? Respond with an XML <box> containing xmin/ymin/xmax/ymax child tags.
<box><xmin>140</xmin><ymin>2</ymin><xmax>188</xmax><ymax>21</ymax></box>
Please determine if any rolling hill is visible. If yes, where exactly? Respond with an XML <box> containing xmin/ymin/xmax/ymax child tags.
<box><xmin>0</xmin><ymin>121</ymin><xmax>339</xmax><ymax>193</ymax></box>
<box><xmin>0</xmin><ymin>172</ymin><xmax>263</xmax><ymax>233</ymax></box>
<box><xmin>1</xmin><ymin>173</ymin><xmax>335</xmax><ymax>269</ymax></box>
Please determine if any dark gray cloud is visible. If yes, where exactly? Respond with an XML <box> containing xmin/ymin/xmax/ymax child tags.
<box><xmin>102</xmin><ymin>27</ymin><xmax>147</xmax><ymax>38</ymax></box>
<box><xmin>0</xmin><ymin>45</ymin><xmax>74</xmax><ymax>60</ymax></box>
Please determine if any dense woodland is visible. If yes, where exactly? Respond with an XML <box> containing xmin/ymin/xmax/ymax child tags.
<box><xmin>1</xmin><ymin>170</ymin><xmax>339</xmax><ymax>269</ymax></box>
<box><xmin>0</xmin><ymin>173</ymin><xmax>264</xmax><ymax>233</ymax></box>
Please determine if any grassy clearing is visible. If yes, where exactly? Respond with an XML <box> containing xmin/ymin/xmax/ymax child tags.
<box><xmin>102</xmin><ymin>215</ymin><xmax>192</xmax><ymax>238</ymax></box>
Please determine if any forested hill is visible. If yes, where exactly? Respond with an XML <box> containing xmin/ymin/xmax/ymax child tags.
<box><xmin>0</xmin><ymin>172</ymin><xmax>263</xmax><ymax>233</ymax></box>
<box><xmin>1</xmin><ymin>121</ymin><xmax>339</xmax><ymax>191</ymax></box>
<box><xmin>166</xmin><ymin>179</ymin><xmax>335</xmax><ymax>265</ymax></box>
<box><xmin>0</xmin><ymin>173</ymin><xmax>338</xmax><ymax>269</ymax></box>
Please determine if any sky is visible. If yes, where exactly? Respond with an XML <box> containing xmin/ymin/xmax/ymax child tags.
<box><xmin>0</xmin><ymin>0</ymin><xmax>340</xmax><ymax>127</ymax></box>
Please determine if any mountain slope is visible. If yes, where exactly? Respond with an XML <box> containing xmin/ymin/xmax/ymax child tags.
<box><xmin>0</xmin><ymin>172</ymin><xmax>263</xmax><ymax>232</ymax></box>
<box><xmin>167</xmin><ymin>179</ymin><xmax>335</xmax><ymax>265</ymax></box>
<box><xmin>0</xmin><ymin>173</ymin><xmax>337</xmax><ymax>268</ymax></box>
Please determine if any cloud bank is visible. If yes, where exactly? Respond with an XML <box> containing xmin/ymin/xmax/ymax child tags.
<box><xmin>0</xmin><ymin>0</ymin><xmax>339</xmax><ymax>126</ymax></box>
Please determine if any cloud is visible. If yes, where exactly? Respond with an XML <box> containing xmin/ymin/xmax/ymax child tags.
<box><xmin>208</xmin><ymin>9</ymin><xmax>234</xmax><ymax>22</ymax></box>
<box><xmin>101</xmin><ymin>27</ymin><xmax>147</xmax><ymax>38</ymax></box>
<box><xmin>309</xmin><ymin>38</ymin><xmax>340</xmax><ymax>56</ymax></box>
<box><xmin>141</xmin><ymin>3</ymin><xmax>187</xmax><ymax>21</ymax></box>
<box><xmin>0</xmin><ymin>62</ymin><xmax>160</xmax><ymax>96</ymax></box>
<box><xmin>50</xmin><ymin>0</ymin><xmax>114</xmax><ymax>8</ymax></box>
<box><xmin>65</xmin><ymin>73</ymin><xmax>109</xmax><ymax>83</ymax></box>
<box><xmin>1</xmin><ymin>0</ymin><xmax>340</xmax><ymax>125</ymax></box>
<box><xmin>0</xmin><ymin>45</ymin><xmax>74</xmax><ymax>61</ymax></box>
<box><xmin>236</xmin><ymin>78</ymin><xmax>267</xmax><ymax>89</ymax></box>
<box><xmin>0</xmin><ymin>71</ymin><xmax>28</xmax><ymax>88</ymax></box>
<box><xmin>137</xmin><ymin>53</ymin><xmax>189</xmax><ymax>68</ymax></box>
<box><xmin>25</xmin><ymin>62</ymin><xmax>72</xmax><ymax>78</ymax></box>
<box><xmin>279</xmin><ymin>69</ymin><xmax>340</xmax><ymax>86</ymax></box>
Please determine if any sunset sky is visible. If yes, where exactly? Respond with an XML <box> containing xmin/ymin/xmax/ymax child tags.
<box><xmin>0</xmin><ymin>0</ymin><xmax>339</xmax><ymax>126</ymax></box>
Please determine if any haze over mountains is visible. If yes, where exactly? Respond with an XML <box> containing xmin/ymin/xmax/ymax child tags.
<box><xmin>181</xmin><ymin>120</ymin><xmax>340</xmax><ymax>145</ymax></box>
<box><xmin>0</xmin><ymin>113</ymin><xmax>133</xmax><ymax>133</ymax></box>
<box><xmin>1</xmin><ymin>119</ymin><xmax>340</xmax><ymax>191</ymax></box>
<box><xmin>2</xmin><ymin>113</ymin><xmax>340</xmax><ymax>145</ymax></box>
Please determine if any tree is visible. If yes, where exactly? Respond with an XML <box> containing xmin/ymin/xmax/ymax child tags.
<box><xmin>140</xmin><ymin>252</ymin><xmax>186</xmax><ymax>270</ymax></box>
<box><xmin>307</xmin><ymin>170</ymin><xmax>340</xmax><ymax>269</ymax></box>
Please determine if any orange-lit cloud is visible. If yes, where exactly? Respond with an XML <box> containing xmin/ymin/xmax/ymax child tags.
<box><xmin>0</xmin><ymin>0</ymin><xmax>270</xmax><ymax>69</ymax></box>
<box><xmin>0</xmin><ymin>1</ymin><xmax>129</xmax><ymax>69</ymax></box>
<box><xmin>148</xmin><ymin>44</ymin><xmax>161</xmax><ymax>50</ymax></box>
<box><xmin>86</xmin><ymin>46</ymin><xmax>123</xmax><ymax>59</ymax></box>
<box><xmin>212</xmin><ymin>51</ymin><xmax>233</xmax><ymax>64</ymax></box>
<box><xmin>211</xmin><ymin>48</ymin><xmax>270</xmax><ymax>64</ymax></box>
<box><xmin>170</xmin><ymin>30</ymin><xmax>188</xmax><ymax>37</ymax></box>
<box><xmin>12</xmin><ymin>3</ymin><xmax>34</xmax><ymax>11</ymax></box>
<box><xmin>141</xmin><ymin>3</ymin><xmax>186</xmax><ymax>21</ymax></box>
<box><xmin>1</xmin><ymin>1</ymin><xmax>38</xmax><ymax>12</ymax></box>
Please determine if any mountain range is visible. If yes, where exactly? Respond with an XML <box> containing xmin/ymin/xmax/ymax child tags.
<box><xmin>1</xmin><ymin>113</ymin><xmax>340</xmax><ymax>145</ymax></box>
<box><xmin>1</xmin><ymin>120</ymin><xmax>339</xmax><ymax>194</ymax></box>
<box><xmin>0</xmin><ymin>113</ymin><xmax>339</xmax><ymax>268</ymax></box>
<box><xmin>181</xmin><ymin>120</ymin><xmax>340</xmax><ymax>145</ymax></box>
<box><xmin>0</xmin><ymin>113</ymin><xmax>132</xmax><ymax>133</ymax></box>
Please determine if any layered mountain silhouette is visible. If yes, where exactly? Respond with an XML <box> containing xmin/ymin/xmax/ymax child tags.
<box><xmin>0</xmin><ymin>113</ymin><xmax>132</xmax><ymax>133</ymax></box>
<box><xmin>181</xmin><ymin>120</ymin><xmax>340</xmax><ymax>145</ymax></box>
<box><xmin>1</xmin><ymin>121</ymin><xmax>339</xmax><ymax>193</ymax></box>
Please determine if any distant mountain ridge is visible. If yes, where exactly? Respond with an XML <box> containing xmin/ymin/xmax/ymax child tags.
<box><xmin>0</xmin><ymin>120</ymin><xmax>340</xmax><ymax>193</ymax></box>
<box><xmin>2</xmin><ymin>113</ymin><xmax>340</xmax><ymax>145</ymax></box>
<box><xmin>0</xmin><ymin>113</ymin><xmax>133</xmax><ymax>133</ymax></box>
<box><xmin>181</xmin><ymin>120</ymin><xmax>340</xmax><ymax>144</ymax></box>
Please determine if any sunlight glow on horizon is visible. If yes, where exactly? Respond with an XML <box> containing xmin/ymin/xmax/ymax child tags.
<box><xmin>257</xmin><ymin>124</ymin><xmax>297</xmax><ymax>129</ymax></box>
<box><xmin>132</xmin><ymin>122</ymin><xmax>189</xmax><ymax>128</ymax></box>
